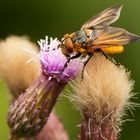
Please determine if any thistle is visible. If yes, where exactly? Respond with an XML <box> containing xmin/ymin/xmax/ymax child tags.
<box><xmin>26</xmin><ymin>112</ymin><xmax>70</xmax><ymax>140</ymax></box>
<box><xmin>0</xmin><ymin>36</ymin><xmax>41</xmax><ymax>98</ymax></box>
<box><xmin>71</xmin><ymin>53</ymin><xmax>136</xmax><ymax>140</ymax></box>
<box><xmin>7</xmin><ymin>36</ymin><xmax>82</xmax><ymax>138</ymax></box>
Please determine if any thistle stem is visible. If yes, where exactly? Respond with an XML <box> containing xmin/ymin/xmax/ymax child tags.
<box><xmin>8</xmin><ymin>72</ymin><xmax>67</xmax><ymax>137</ymax></box>
<box><xmin>80</xmin><ymin>114</ymin><xmax>118</xmax><ymax>140</ymax></box>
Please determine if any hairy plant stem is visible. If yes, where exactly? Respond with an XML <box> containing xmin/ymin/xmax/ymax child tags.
<box><xmin>8</xmin><ymin>72</ymin><xmax>67</xmax><ymax>137</ymax></box>
<box><xmin>80</xmin><ymin>114</ymin><xmax>118</xmax><ymax>140</ymax></box>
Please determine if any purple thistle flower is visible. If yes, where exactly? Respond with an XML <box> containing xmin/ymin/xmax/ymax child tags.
<box><xmin>8</xmin><ymin>36</ymin><xmax>82</xmax><ymax>138</ymax></box>
<box><xmin>39</xmin><ymin>36</ymin><xmax>82</xmax><ymax>82</ymax></box>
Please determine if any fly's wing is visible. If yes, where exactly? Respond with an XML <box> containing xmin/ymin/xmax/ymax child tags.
<box><xmin>92</xmin><ymin>26</ymin><xmax>139</xmax><ymax>47</ymax></box>
<box><xmin>81</xmin><ymin>4</ymin><xmax>122</xmax><ymax>30</ymax></box>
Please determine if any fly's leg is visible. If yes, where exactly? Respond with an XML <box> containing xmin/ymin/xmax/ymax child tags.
<box><xmin>99</xmin><ymin>49</ymin><xmax>109</xmax><ymax>59</ymax></box>
<box><xmin>98</xmin><ymin>49</ymin><xmax>120</xmax><ymax>66</ymax></box>
<box><xmin>81</xmin><ymin>53</ymin><xmax>93</xmax><ymax>79</ymax></box>
<box><xmin>60</xmin><ymin>52</ymin><xmax>81</xmax><ymax>75</ymax></box>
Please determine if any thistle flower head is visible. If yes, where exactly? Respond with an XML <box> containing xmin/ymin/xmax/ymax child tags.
<box><xmin>38</xmin><ymin>36</ymin><xmax>82</xmax><ymax>82</ymax></box>
<box><xmin>8</xmin><ymin>36</ymin><xmax>82</xmax><ymax>137</ymax></box>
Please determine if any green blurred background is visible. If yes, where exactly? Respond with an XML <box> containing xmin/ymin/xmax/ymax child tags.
<box><xmin>0</xmin><ymin>0</ymin><xmax>140</xmax><ymax>139</ymax></box>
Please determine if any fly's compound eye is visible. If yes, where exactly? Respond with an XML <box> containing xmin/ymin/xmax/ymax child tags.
<box><xmin>64</xmin><ymin>38</ymin><xmax>74</xmax><ymax>50</ymax></box>
<box><xmin>60</xmin><ymin>34</ymin><xmax>74</xmax><ymax>54</ymax></box>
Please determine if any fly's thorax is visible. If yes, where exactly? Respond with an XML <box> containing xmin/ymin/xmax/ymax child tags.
<box><xmin>71</xmin><ymin>30</ymin><xmax>87</xmax><ymax>44</ymax></box>
<box><xmin>73</xmin><ymin>30</ymin><xmax>98</xmax><ymax>48</ymax></box>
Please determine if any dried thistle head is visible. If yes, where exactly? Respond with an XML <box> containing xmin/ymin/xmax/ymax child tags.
<box><xmin>71</xmin><ymin>53</ymin><xmax>135</xmax><ymax>139</ymax></box>
<box><xmin>0</xmin><ymin>36</ymin><xmax>41</xmax><ymax>98</ymax></box>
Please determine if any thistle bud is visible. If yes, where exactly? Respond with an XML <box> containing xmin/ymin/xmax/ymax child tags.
<box><xmin>7</xmin><ymin>37</ymin><xmax>82</xmax><ymax>137</ymax></box>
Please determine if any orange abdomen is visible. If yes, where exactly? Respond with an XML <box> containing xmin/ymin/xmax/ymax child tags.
<box><xmin>101</xmin><ymin>46</ymin><xmax>124</xmax><ymax>54</ymax></box>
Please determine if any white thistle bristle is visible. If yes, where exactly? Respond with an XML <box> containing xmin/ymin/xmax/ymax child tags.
<box><xmin>71</xmin><ymin>53</ymin><xmax>135</xmax><ymax>122</ymax></box>
<box><xmin>38</xmin><ymin>36</ymin><xmax>61</xmax><ymax>52</ymax></box>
